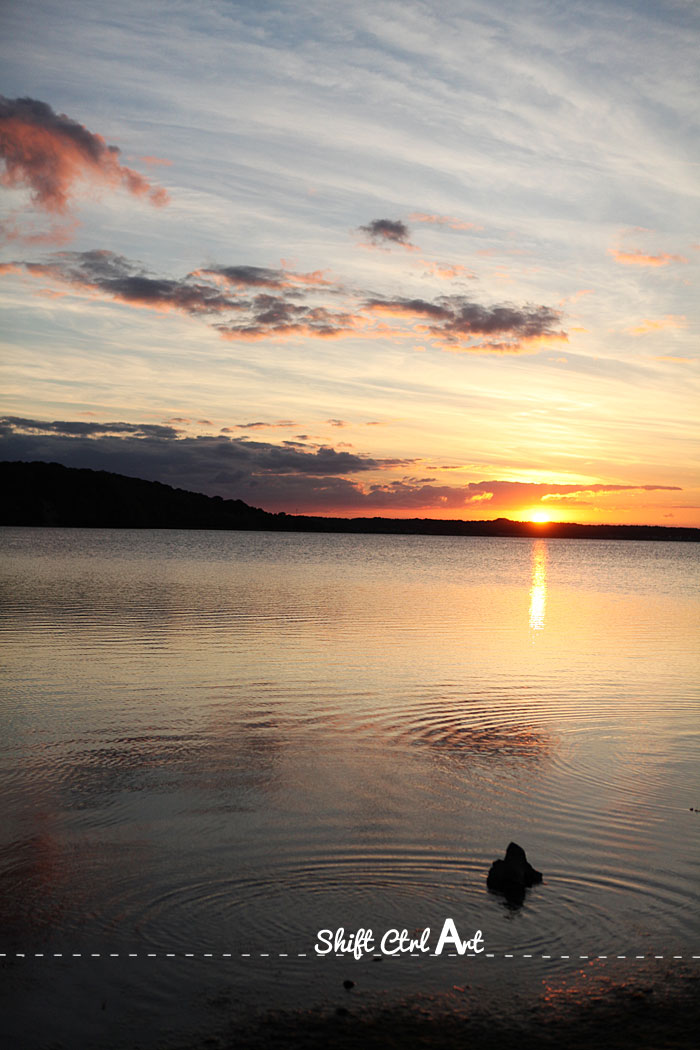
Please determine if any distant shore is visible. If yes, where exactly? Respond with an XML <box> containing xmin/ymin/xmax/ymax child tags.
<box><xmin>199</xmin><ymin>967</ymin><xmax>700</xmax><ymax>1050</ymax></box>
<box><xmin>2</xmin><ymin>460</ymin><xmax>699</xmax><ymax>542</ymax></box>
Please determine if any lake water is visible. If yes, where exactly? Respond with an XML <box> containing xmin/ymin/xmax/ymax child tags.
<box><xmin>1</xmin><ymin>528</ymin><xmax>699</xmax><ymax>1047</ymax></box>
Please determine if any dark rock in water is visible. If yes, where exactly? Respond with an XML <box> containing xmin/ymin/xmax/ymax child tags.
<box><xmin>487</xmin><ymin>842</ymin><xmax>542</xmax><ymax>895</ymax></box>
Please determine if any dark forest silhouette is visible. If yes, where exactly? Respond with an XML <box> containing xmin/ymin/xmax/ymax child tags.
<box><xmin>2</xmin><ymin>460</ymin><xmax>698</xmax><ymax>541</ymax></box>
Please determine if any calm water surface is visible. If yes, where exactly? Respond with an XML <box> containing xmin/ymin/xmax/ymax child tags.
<box><xmin>1</xmin><ymin>528</ymin><xmax>699</xmax><ymax>1046</ymax></box>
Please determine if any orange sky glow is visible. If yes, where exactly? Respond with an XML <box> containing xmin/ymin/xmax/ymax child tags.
<box><xmin>1</xmin><ymin>3</ymin><xmax>698</xmax><ymax>527</ymax></box>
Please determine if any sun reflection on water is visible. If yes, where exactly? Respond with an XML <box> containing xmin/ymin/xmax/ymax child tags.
<box><xmin>529</xmin><ymin>539</ymin><xmax>548</xmax><ymax>632</ymax></box>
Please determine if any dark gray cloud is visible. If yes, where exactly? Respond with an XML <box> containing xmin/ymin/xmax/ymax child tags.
<box><xmin>221</xmin><ymin>420</ymin><xmax>298</xmax><ymax>431</ymax></box>
<box><xmin>359</xmin><ymin>218</ymin><xmax>413</xmax><ymax>246</ymax></box>
<box><xmin>215</xmin><ymin>294</ymin><xmax>357</xmax><ymax>339</ymax></box>
<box><xmin>437</xmin><ymin>301</ymin><xmax>563</xmax><ymax>341</ymax></box>
<box><xmin>366</xmin><ymin>295</ymin><xmax>565</xmax><ymax>350</ymax></box>
<box><xmin>197</xmin><ymin>265</ymin><xmax>290</xmax><ymax>288</ymax></box>
<box><xmin>4</xmin><ymin>247</ymin><xmax>568</xmax><ymax>352</ymax></box>
<box><xmin>0</xmin><ymin>417</ymin><xmax>678</xmax><ymax>515</ymax></box>
<box><xmin>0</xmin><ymin>96</ymin><xmax>168</xmax><ymax>213</ymax></box>
<box><xmin>18</xmin><ymin>250</ymin><xmax>240</xmax><ymax>314</ymax></box>
<box><xmin>195</xmin><ymin>265</ymin><xmax>332</xmax><ymax>289</ymax></box>
<box><xmin>0</xmin><ymin>416</ymin><xmax>179</xmax><ymax>439</ymax></box>
<box><xmin>365</xmin><ymin>296</ymin><xmax>450</xmax><ymax>318</ymax></box>
<box><xmin>0</xmin><ymin>419</ymin><xmax>395</xmax><ymax>506</ymax></box>
<box><xmin>6</xmin><ymin>250</ymin><xmax>359</xmax><ymax>338</ymax></box>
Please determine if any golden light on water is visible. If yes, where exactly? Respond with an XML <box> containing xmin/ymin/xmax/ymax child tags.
<box><xmin>529</xmin><ymin>539</ymin><xmax>548</xmax><ymax>631</ymax></box>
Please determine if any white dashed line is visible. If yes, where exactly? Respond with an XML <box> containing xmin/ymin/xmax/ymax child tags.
<box><xmin>7</xmin><ymin>950</ymin><xmax>698</xmax><ymax>961</ymax></box>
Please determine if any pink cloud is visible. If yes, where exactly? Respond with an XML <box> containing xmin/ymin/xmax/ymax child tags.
<box><xmin>0</xmin><ymin>96</ymin><xmax>169</xmax><ymax>214</ymax></box>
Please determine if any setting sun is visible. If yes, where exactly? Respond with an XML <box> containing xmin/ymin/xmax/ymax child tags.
<box><xmin>527</xmin><ymin>509</ymin><xmax>551</xmax><ymax>524</ymax></box>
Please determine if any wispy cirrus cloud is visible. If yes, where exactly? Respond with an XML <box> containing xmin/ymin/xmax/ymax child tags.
<box><xmin>0</xmin><ymin>96</ymin><xmax>168</xmax><ymax>216</ymax></box>
<box><xmin>626</xmin><ymin>315</ymin><xmax>687</xmax><ymax>335</ymax></box>
<box><xmin>652</xmin><ymin>355</ymin><xmax>694</xmax><ymax>364</ymax></box>
<box><xmin>409</xmin><ymin>212</ymin><xmax>481</xmax><ymax>232</ymax></box>
<box><xmin>0</xmin><ymin>214</ymin><xmax>80</xmax><ymax>247</ymax></box>
<box><xmin>139</xmin><ymin>156</ymin><xmax>172</xmax><ymax>168</ymax></box>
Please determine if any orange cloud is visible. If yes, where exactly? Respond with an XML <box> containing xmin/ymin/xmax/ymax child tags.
<box><xmin>609</xmin><ymin>248</ymin><xmax>687</xmax><ymax>267</ymax></box>
<box><xmin>0</xmin><ymin>96</ymin><xmax>169</xmax><ymax>214</ymax></box>
<box><xmin>421</xmin><ymin>259</ymin><xmax>477</xmax><ymax>280</ymax></box>
<box><xmin>560</xmin><ymin>288</ymin><xmax>594</xmax><ymax>305</ymax></box>
<box><xmin>436</xmin><ymin>331</ymin><xmax>567</xmax><ymax>355</ymax></box>
<box><xmin>653</xmin><ymin>355</ymin><xmax>694</xmax><ymax>363</ymax></box>
<box><xmin>627</xmin><ymin>315</ymin><xmax>687</xmax><ymax>335</ymax></box>
<box><xmin>279</xmin><ymin>260</ymin><xmax>334</xmax><ymax>286</ymax></box>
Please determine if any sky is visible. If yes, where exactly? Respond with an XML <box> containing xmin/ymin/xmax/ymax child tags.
<box><xmin>1</xmin><ymin>0</ymin><xmax>698</xmax><ymax>525</ymax></box>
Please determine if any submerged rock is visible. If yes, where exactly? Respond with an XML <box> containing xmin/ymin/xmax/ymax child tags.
<box><xmin>487</xmin><ymin>842</ymin><xmax>542</xmax><ymax>895</ymax></box>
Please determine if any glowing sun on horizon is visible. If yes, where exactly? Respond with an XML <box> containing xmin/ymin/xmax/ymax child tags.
<box><xmin>527</xmin><ymin>508</ymin><xmax>551</xmax><ymax>524</ymax></box>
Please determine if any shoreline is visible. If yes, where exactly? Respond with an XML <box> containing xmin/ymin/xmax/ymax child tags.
<box><xmin>2</xmin><ymin>461</ymin><xmax>699</xmax><ymax>540</ymax></box>
<box><xmin>206</xmin><ymin>967</ymin><xmax>700</xmax><ymax>1050</ymax></box>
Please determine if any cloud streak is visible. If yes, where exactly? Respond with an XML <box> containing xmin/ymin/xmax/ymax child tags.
<box><xmin>3</xmin><ymin>249</ymin><xmax>568</xmax><ymax>353</ymax></box>
<box><xmin>0</xmin><ymin>96</ymin><xmax>168</xmax><ymax>215</ymax></box>
<box><xmin>194</xmin><ymin>265</ymin><xmax>332</xmax><ymax>289</ymax></box>
<box><xmin>0</xmin><ymin>416</ymin><xmax>179</xmax><ymax>439</ymax></box>
<box><xmin>609</xmin><ymin>248</ymin><xmax>687</xmax><ymax>267</ymax></box>
<box><xmin>409</xmin><ymin>213</ymin><xmax>481</xmax><ymax>232</ymax></box>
